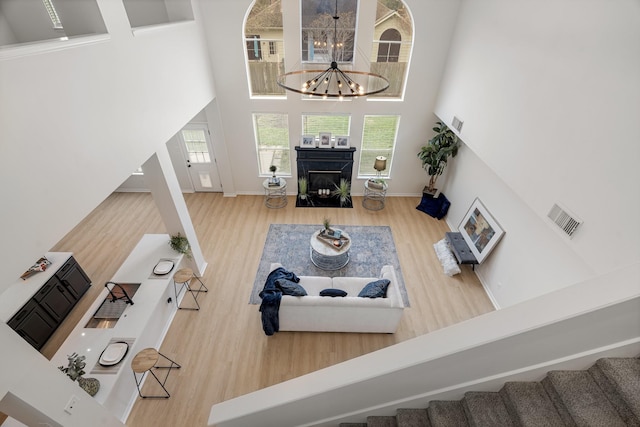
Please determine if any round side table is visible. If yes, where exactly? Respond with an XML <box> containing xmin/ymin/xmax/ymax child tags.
<box><xmin>363</xmin><ymin>180</ymin><xmax>388</xmax><ymax>211</ymax></box>
<box><xmin>262</xmin><ymin>178</ymin><xmax>287</xmax><ymax>208</ymax></box>
<box><xmin>310</xmin><ymin>229</ymin><xmax>351</xmax><ymax>270</ymax></box>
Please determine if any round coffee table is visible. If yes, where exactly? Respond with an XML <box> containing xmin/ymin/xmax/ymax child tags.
<box><xmin>310</xmin><ymin>229</ymin><xmax>351</xmax><ymax>270</ymax></box>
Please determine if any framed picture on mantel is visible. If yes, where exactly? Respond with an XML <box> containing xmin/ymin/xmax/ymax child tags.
<box><xmin>335</xmin><ymin>136</ymin><xmax>350</xmax><ymax>148</ymax></box>
<box><xmin>319</xmin><ymin>132</ymin><xmax>332</xmax><ymax>148</ymax></box>
<box><xmin>300</xmin><ymin>135</ymin><xmax>316</xmax><ymax>147</ymax></box>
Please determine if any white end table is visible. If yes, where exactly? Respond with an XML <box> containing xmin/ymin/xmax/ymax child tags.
<box><xmin>263</xmin><ymin>178</ymin><xmax>287</xmax><ymax>208</ymax></box>
<box><xmin>363</xmin><ymin>180</ymin><xmax>388</xmax><ymax>211</ymax></box>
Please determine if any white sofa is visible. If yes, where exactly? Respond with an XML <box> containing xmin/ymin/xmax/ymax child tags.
<box><xmin>269</xmin><ymin>263</ymin><xmax>405</xmax><ymax>333</ymax></box>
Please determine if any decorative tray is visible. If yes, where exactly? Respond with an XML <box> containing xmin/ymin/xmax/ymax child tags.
<box><xmin>316</xmin><ymin>230</ymin><xmax>350</xmax><ymax>250</ymax></box>
<box><xmin>98</xmin><ymin>341</ymin><xmax>129</xmax><ymax>366</ymax></box>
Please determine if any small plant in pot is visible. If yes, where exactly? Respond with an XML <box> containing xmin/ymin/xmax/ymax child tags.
<box><xmin>169</xmin><ymin>233</ymin><xmax>192</xmax><ymax>259</ymax></box>
<box><xmin>417</xmin><ymin>121</ymin><xmax>460</xmax><ymax>194</ymax></box>
<box><xmin>322</xmin><ymin>217</ymin><xmax>334</xmax><ymax>236</ymax></box>
<box><xmin>59</xmin><ymin>353</ymin><xmax>101</xmax><ymax>396</ymax></box>
<box><xmin>58</xmin><ymin>352</ymin><xmax>86</xmax><ymax>381</ymax></box>
<box><xmin>298</xmin><ymin>177</ymin><xmax>308</xmax><ymax>200</ymax></box>
<box><xmin>332</xmin><ymin>178</ymin><xmax>351</xmax><ymax>207</ymax></box>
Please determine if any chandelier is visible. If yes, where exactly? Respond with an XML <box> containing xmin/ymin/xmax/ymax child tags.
<box><xmin>277</xmin><ymin>0</ymin><xmax>389</xmax><ymax>99</ymax></box>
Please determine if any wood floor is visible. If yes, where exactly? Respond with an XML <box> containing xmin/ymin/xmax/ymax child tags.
<box><xmin>40</xmin><ymin>192</ymin><xmax>494</xmax><ymax>427</ymax></box>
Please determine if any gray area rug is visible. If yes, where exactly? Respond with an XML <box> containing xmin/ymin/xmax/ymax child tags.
<box><xmin>249</xmin><ymin>224</ymin><xmax>409</xmax><ymax>306</ymax></box>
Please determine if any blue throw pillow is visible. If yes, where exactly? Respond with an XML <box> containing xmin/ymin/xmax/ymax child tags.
<box><xmin>320</xmin><ymin>288</ymin><xmax>348</xmax><ymax>297</ymax></box>
<box><xmin>358</xmin><ymin>279</ymin><xmax>390</xmax><ymax>298</ymax></box>
<box><xmin>276</xmin><ymin>279</ymin><xmax>307</xmax><ymax>296</ymax></box>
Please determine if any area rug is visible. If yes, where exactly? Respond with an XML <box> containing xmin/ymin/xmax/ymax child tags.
<box><xmin>249</xmin><ymin>224</ymin><xmax>409</xmax><ymax>306</ymax></box>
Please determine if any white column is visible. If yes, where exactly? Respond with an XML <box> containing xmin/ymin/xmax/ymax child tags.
<box><xmin>142</xmin><ymin>147</ymin><xmax>208</xmax><ymax>276</ymax></box>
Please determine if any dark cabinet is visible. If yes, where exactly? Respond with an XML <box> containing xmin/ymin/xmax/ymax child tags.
<box><xmin>7</xmin><ymin>255</ymin><xmax>92</xmax><ymax>350</ymax></box>
<box><xmin>8</xmin><ymin>300</ymin><xmax>58</xmax><ymax>350</ymax></box>
<box><xmin>57</xmin><ymin>256</ymin><xmax>91</xmax><ymax>300</ymax></box>
<box><xmin>35</xmin><ymin>276</ymin><xmax>75</xmax><ymax>323</ymax></box>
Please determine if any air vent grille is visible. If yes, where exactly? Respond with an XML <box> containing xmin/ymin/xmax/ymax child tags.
<box><xmin>452</xmin><ymin>116</ymin><xmax>464</xmax><ymax>132</ymax></box>
<box><xmin>548</xmin><ymin>203</ymin><xmax>582</xmax><ymax>238</ymax></box>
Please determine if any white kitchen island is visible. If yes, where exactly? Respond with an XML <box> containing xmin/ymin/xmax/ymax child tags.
<box><xmin>50</xmin><ymin>234</ymin><xmax>187</xmax><ymax>422</ymax></box>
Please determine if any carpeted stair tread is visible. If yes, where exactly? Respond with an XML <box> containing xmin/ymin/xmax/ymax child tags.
<box><xmin>588</xmin><ymin>357</ymin><xmax>640</xmax><ymax>425</ymax></box>
<box><xmin>462</xmin><ymin>391</ymin><xmax>514</xmax><ymax>427</ymax></box>
<box><xmin>499</xmin><ymin>381</ymin><xmax>564</xmax><ymax>427</ymax></box>
<box><xmin>366</xmin><ymin>416</ymin><xmax>398</xmax><ymax>427</ymax></box>
<box><xmin>428</xmin><ymin>400</ymin><xmax>468</xmax><ymax>426</ymax></box>
<box><xmin>396</xmin><ymin>408</ymin><xmax>431</xmax><ymax>427</ymax></box>
<box><xmin>542</xmin><ymin>370</ymin><xmax>626</xmax><ymax>426</ymax></box>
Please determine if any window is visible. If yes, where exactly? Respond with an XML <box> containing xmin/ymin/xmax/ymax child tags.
<box><xmin>244</xmin><ymin>0</ymin><xmax>285</xmax><ymax>96</ymax></box>
<box><xmin>358</xmin><ymin>115</ymin><xmax>400</xmax><ymax>178</ymax></box>
<box><xmin>42</xmin><ymin>0</ymin><xmax>63</xmax><ymax>29</ymax></box>
<box><xmin>246</xmin><ymin>35</ymin><xmax>262</xmax><ymax>60</ymax></box>
<box><xmin>301</xmin><ymin>0</ymin><xmax>357</xmax><ymax>63</ymax></box>
<box><xmin>253</xmin><ymin>113</ymin><xmax>291</xmax><ymax>176</ymax></box>
<box><xmin>181</xmin><ymin>129</ymin><xmax>211</xmax><ymax>163</ymax></box>
<box><xmin>370</xmin><ymin>1</ymin><xmax>413</xmax><ymax>98</ymax></box>
<box><xmin>302</xmin><ymin>114</ymin><xmax>350</xmax><ymax>143</ymax></box>
<box><xmin>377</xmin><ymin>29</ymin><xmax>401</xmax><ymax>62</ymax></box>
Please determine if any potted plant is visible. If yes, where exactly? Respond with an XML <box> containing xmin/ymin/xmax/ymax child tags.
<box><xmin>298</xmin><ymin>177</ymin><xmax>308</xmax><ymax>200</ymax></box>
<box><xmin>322</xmin><ymin>217</ymin><xmax>334</xmax><ymax>236</ymax></box>
<box><xmin>169</xmin><ymin>233</ymin><xmax>192</xmax><ymax>259</ymax></box>
<box><xmin>59</xmin><ymin>352</ymin><xmax>86</xmax><ymax>381</ymax></box>
<box><xmin>58</xmin><ymin>353</ymin><xmax>101</xmax><ymax>396</ymax></box>
<box><xmin>332</xmin><ymin>178</ymin><xmax>351</xmax><ymax>207</ymax></box>
<box><xmin>417</xmin><ymin>121</ymin><xmax>460</xmax><ymax>194</ymax></box>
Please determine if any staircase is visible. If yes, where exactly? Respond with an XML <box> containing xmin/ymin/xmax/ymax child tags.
<box><xmin>339</xmin><ymin>357</ymin><xmax>640</xmax><ymax>427</ymax></box>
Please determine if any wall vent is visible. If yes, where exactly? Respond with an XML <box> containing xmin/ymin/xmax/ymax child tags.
<box><xmin>452</xmin><ymin>116</ymin><xmax>464</xmax><ymax>132</ymax></box>
<box><xmin>547</xmin><ymin>203</ymin><xmax>582</xmax><ymax>238</ymax></box>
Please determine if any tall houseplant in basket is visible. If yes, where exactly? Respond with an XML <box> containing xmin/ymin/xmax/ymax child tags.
<box><xmin>417</xmin><ymin>121</ymin><xmax>460</xmax><ymax>194</ymax></box>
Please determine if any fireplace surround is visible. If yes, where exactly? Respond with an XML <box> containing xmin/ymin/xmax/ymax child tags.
<box><xmin>295</xmin><ymin>146</ymin><xmax>356</xmax><ymax>208</ymax></box>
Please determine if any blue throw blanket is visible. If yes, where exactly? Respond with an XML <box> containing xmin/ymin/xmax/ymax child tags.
<box><xmin>259</xmin><ymin>267</ymin><xmax>300</xmax><ymax>336</ymax></box>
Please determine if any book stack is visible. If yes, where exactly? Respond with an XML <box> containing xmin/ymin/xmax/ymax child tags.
<box><xmin>268</xmin><ymin>177</ymin><xmax>281</xmax><ymax>187</ymax></box>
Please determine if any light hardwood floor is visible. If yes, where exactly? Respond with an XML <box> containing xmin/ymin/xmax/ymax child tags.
<box><xmin>39</xmin><ymin>192</ymin><xmax>494</xmax><ymax>426</ymax></box>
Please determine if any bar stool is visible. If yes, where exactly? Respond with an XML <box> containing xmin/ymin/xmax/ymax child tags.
<box><xmin>131</xmin><ymin>348</ymin><xmax>181</xmax><ymax>398</ymax></box>
<box><xmin>173</xmin><ymin>267</ymin><xmax>208</xmax><ymax>310</ymax></box>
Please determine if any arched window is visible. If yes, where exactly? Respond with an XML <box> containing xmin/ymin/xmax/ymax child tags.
<box><xmin>377</xmin><ymin>28</ymin><xmax>401</xmax><ymax>63</ymax></box>
<box><xmin>370</xmin><ymin>1</ymin><xmax>413</xmax><ymax>98</ymax></box>
<box><xmin>244</xmin><ymin>0</ymin><xmax>285</xmax><ymax>97</ymax></box>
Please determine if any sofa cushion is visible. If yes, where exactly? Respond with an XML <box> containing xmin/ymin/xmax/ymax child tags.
<box><xmin>276</xmin><ymin>279</ymin><xmax>307</xmax><ymax>296</ymax></box>
<box><xmin>358</xmin><ymin>279</ymin><xmax>390</xmax><ymax>298</ymax></box>
<box><xmin>319</xmin><ymin>288</ymin><xmax>348</xmax><ymax>297</ymax></box>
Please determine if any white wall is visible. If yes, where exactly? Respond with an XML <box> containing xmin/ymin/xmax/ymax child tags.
<box><xmin>445</xmin><ymin>144</ymin><xmax>594</xmax><ymax>307</ymax></box>
<box><xmin>197</xmin><ymin>0</ymin><xmax>461</xmax><ymax>196</ymax></box>
<box><xmin>435</xmin><ymin>0</ymin><xmax>640</xmax><ymax>290</ymax></box>
<box><xmin>0</xmin><ymin>1</ymin><xmax>215</xmax><ymax>291</ymax></box>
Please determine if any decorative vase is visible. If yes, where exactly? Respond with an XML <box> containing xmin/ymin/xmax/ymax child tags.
<box><xmin>78</xmin><ymin>377</ymin><xmax>100</xmax><ymax>396</ymax></box>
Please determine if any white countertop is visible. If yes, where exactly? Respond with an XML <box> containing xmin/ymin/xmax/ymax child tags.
<box><xmin>50</xmin><ymin>234</ymin><xmax>184</xmax><ymax>421</ymax></box>
<box><xmin>0</xmin><ymin>252</ymin><xmax>73</xmax><ymax>322</ymax></box>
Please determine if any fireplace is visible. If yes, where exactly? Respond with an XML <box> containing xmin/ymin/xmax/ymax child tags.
<box><xmin>308</xmin><ymin>170</ymin><xmax>341</xmax><ymax>193</ymax></box>
<box><xmin>295</xmin><ymin>146</ymin><xmax>356</xmax><ymax>208</ymax></box>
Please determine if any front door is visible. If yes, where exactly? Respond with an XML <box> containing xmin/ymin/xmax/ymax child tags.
<box><xmin>178</xmin><ymin>125</ymin><xmax>222</xmax><ymax>192</ymax></box>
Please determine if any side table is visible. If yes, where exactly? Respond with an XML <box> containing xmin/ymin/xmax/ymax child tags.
<box><xmin>310</xmin><ymin>229</ymin><xmax>351</xmax><ymax>270</ymax></box>
<box><xmin>262</xmin><ymin>178</ymin><xmax>287</xmax><ymax>208</ymax></box>
<box><xmin>363</xmin><ymin>180</ymin><xmax>388</xmax><ymax>211</ymax></box>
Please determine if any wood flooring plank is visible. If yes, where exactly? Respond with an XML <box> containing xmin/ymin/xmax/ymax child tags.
<box><xmin>41</xmin><ymin>192</ymin><xmax>495</xmax><ymax>427</ymax></box>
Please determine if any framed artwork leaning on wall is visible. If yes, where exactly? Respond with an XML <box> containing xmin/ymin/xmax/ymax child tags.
<box><xmin>458</xmin><ymin>198</ymin><xmax>505</xmax><ymax>263</ymax></box>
